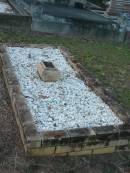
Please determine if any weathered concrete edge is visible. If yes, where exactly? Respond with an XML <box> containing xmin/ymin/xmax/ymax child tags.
<box><xmin>7</xmin><ymin>0</ymin><xmax>31</xmax><ymax>16</ymax></box>
<box><xmin>0</xmin><ymin>45</ymin><xmax>37</xmax><ymax>141</ymax></box>
<box><xmin>1</xmin><ymin>44</ymin><xmax>130</xmax><ymax>156</ymax></box>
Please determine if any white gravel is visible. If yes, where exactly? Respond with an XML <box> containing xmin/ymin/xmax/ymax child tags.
<box><xmin>6</xmin><ymin>46</ymin><xmax>123</xmax><ymax>132</ymax></box>
<box><xmin>0</xmin><ymin>2</ymin><xmax>14</xmax><ymax>14</ymax></box>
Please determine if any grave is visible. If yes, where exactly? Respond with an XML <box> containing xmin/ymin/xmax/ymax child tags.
<box><xmin>0</xmin><ymin>44</ymin><xmax>130</xmax><ymax>156</ymax></box>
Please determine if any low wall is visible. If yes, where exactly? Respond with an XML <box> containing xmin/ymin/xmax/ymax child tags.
<box><xmin>0</xmin><ymin>14</ymin><xmax>31</xmax><ymax>32</ymax></box>
<box><xmin>14</xmin><ymin>0</ymin><xmax>130</xmax><ymax>42</ymax></box>
<box><xmin>33</xmin><ymin>21</ymin><xmax>119</xmax><ymax>41</ymax></box>
<box><xmin>0</xmin><ymin>0</ymin><xmax>32</xmax><ymax>33</ymax></box>
<box><xmin>31</xmin><ymin>4</ymin><xmax>121</xmax><ymax>41</ymax></box>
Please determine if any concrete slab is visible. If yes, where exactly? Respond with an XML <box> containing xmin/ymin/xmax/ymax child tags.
<box><xmin>0</xmin><ymin>1</ymin><xmax>14</xmax><ymax>14</ymax></box>
<box><xmin>0</xmin><ymin>0</ymin><xmax>31</xmax><ymax>32</ymax></box>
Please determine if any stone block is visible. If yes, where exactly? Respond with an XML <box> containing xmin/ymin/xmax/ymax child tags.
<box><xmin>55</xmin><ymin>146</ymin><xmax>72</xmax><ymax>154</ymax></box>
<box><xmin>42</xmin><ymin>130</ymin><xmax>69</xmax><ymax>146</ymax></box>
<box><xmin>37</xmin><ymin>61</ymin><xmax>60</xmax><ymax>82</ymax></box>
<box><xmin>27</xmin><ymin>147</ymin><xmax>56</xmax><ymax>156</ymax></box>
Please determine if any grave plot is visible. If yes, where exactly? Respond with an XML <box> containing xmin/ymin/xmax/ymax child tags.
<box><xmin>0</xmin><ymin>44</ymin><xmax>130</xmax><ymax>156</ymax></box>
<box><xmin>0</xmin><ymin>0</ymin><xmax>31</xmax><ymax>32</ymax></box>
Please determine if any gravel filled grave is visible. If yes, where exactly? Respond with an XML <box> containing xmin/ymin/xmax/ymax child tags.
<box><xmin>0</xmin><ymin>2</ymin><xmax>14</xmax><ymax>14</ymax></box>
<box><xmin>6</xmin><ymin>46</ymin><xmax>123</xmax><ymax>132</ymax></box>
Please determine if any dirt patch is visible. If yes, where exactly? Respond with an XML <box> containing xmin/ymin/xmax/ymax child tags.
<box><xmin>0</xmin><ymin>70</ymin><xmax>24</xmax><ymax>170</ymax></box>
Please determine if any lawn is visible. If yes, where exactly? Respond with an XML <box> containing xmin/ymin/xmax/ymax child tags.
<box><xmin>0</xmin><ymin>32</ymin><xmax>129</xmax><ymax>114</ymax></box>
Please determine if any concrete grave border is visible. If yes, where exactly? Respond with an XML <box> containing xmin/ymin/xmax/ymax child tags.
<box><xmin>0</xmin><ymin>0</ymin><xmax>31</xmax><ymax>32</ymax></box>
<box><xmin>0</xmin><ymin>44</ymin><xmax>130</xmax><ymax>156</ymax></box>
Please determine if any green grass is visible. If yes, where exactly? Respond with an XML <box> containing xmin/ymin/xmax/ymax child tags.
<box><xmin>0</xmin><ymin>32</ymin><xmax>130</xmax><ymax>113</ymax></box>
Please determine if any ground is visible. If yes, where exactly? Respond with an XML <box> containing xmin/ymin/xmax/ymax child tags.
<box><xmin>0</xmin><ymin>32</ymin><xmax>130</xmax><ymax>173</ymax></box>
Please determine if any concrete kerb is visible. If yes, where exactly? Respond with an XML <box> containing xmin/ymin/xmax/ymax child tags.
<box><xmin>0</xmin><ymin>45</ymin><xmax>37</xmax><ymax>145</ymax></box>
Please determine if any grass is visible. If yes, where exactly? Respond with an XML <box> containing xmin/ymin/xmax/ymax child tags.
<box><xmin>0</xmin><ymin>32</ymin><xmax>129</xmax><ymax>113</ymax></box>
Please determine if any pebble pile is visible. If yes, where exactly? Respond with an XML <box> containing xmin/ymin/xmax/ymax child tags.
<box><xmin>0</xmin><ymin>2</ymin><xmax>14</xmax><ymax>14</ymax></box>
<box><xmin>7</xmin><ymin>46</ymin><xmax>123</xmax><ymax>132</ymax></box>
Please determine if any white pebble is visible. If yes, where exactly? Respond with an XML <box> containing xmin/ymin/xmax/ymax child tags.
<box><xmin>7</xmin><ymin>46</ymin><xmax>123</xmax><ymax>132</ymax></box>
